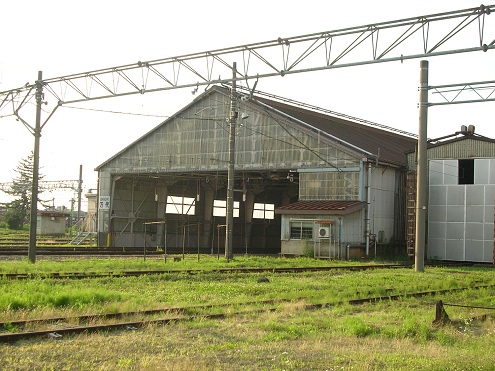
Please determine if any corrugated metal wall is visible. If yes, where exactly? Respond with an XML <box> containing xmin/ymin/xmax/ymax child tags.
<box><xmin>100</xmin><ymin>90</ymin><xmax>360</xmax><ymax>175</ymax></box>
<box><xmin>407</xmin><ymin>138</ymin><xmax>495</xmax><ymax>170</ymax></box>
<box><xmin>368</xmin><ymin>167</ymin><xmax>397</xmax><ymax>244</ymax></box>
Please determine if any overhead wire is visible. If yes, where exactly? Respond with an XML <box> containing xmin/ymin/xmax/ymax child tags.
<box><xmin>61</xmin><ymin>105</ymin><xmax>170</xmax><ymax>118</ymax></box>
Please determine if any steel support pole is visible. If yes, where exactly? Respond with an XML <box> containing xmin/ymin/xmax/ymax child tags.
<box><xmin>415</xmin><ymin>60</ymin><xmax>428</xmax><ymax>272</ymax></box>
<box><xmin>225</xmin><ymin>62</ymin><xmax>237</xmax><ymax>261</ymax></box>
<box><xmin>77</xmin><ymin>164</ymin><xmax>83</xmax><ymax>223</ymax></box>
<box><xmin>28</xmin><ymin>71</ymin><xmax>43</xmax><ymax>263</ymax></box>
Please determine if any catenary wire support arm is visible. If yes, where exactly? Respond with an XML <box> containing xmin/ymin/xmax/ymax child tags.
<box><xmin>429</xmin><ymin>80</ymin><xmax>495</xmax><ymax>105</ymax></box>
<box><xmin>0</xmin><ymin>5</ymin><xmax>493</xmax><ymax>108</ymax></box>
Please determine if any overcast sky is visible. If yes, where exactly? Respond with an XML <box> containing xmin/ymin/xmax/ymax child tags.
<box><xmin>1</xmin><ymin>0</ymin><xmax>494</xmax><ymax>210</ymax></box>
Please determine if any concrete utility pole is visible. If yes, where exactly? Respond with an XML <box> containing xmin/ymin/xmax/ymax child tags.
<box><xmin>415</xmin><ymin>60</ymin><xmax>428</xmax><ymax>272</ymax></box>
<box><xmin>225</xmin><ymin>62</ymin><xmax>238</xmax><ymax>261</ymax></box>
<box><xmin>28</xmin><ymin>71</ymin><xmax>43</xmax><ymax>263</ymax></box>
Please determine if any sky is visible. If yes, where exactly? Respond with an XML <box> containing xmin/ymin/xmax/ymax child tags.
<box><xmin>1</xmin><ymin>0</ymin><xmax>494</xmax><ymax>211</ymax></box>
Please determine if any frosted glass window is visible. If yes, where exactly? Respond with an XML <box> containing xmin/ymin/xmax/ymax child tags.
<box><xmin>446</xmin><ymin>187</ymin><xmax>465</xmax><ymax>206</ymax></box>
<box><xmin>429</xmin><ymin>160</ymin><xmax>444</xmax><ymax>185</ymax></box>
<box><xmin>213</xmin><ymin>200</ymin><xmax>239</xmax><ymax>218</ymax></box>
<box><xmin>466</xmin><ymin>186</ymin><xmax>484</xmax><ymax>206</ymax></box>
<box><xmin>466</xmin><ymin>206</ymin><xmax>484</xmax><ymax>222</ymax></box>
<box><xmin>445</xmin><ymin>239</ymin><xmax>464</xmax><ymax>261</ymax></box>
<box><xmin>489</xmin><ymin>160</ymin><xmax>495</xmax><ymax>184</ymax></box>
<box><xmin>166</xmin><ymin>196</ymin><xmax>196</xmax><ymax>215</ymax></box>
<box><xmin>428</xmin><ymin>222</ymin><xmax>446</xmax><ymax>239</ymax></box>
<box><xmin>484</xmin><ymin>185</ymin><xmax>495</xmax><ymax>206</ymax></box>
<box><xmin>465</xmin><ymin>240</ymin><xmax>484</xmax><ymax>262</ymax></box>
<box><xmin>446</xmin><ymin>223</ymin><xmax>465</xmax><ymax>240</ymax></box>
<box><xmin>483</xmin><ymin>224</ymin><xmax>494</xmax><ymax>240</ymax></box>
<box><xmin>465</xmin><ymin>223</ymin><xmax>483</xmax><ymax>240</ymax></box>
<box><xmin>429</xmin><ymin>186</ymin><xmax>447</xmax><ymax>206</ymax></box>
<box><xmin>428</xmin><ymin>206</ymin><xmax>446</xmax><ymax>222</ymax></box>
<box><xmin>475</xmin><ymin>159</ymin><xmax>489</xmax><ymax>184</ymax></box>
<box><xmin>427</xmin><ymin>239</ymin><xmax>446</xmax><ymax>260</ymax></box>
<box><xmin>443</xmin><ymin>160</ymin><xmax>458</xmax><ymax>185</ymax></box>
<box><xmin>483</xmin><ymin>241</ymin><xmax>493</xmax><ymax>261</ymax></box>
<box><xmin>252</xmin><ymin>203</ymin><xmax>275</xmax><ymax>220</ymax></box>
<box><xmin>446</xmin><ymin>206</ymin><xmax>465</xmax><ymax>222</ymax></box>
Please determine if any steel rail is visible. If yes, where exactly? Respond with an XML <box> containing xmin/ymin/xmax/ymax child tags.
<box><xmin>1</xmin><ymin>283</ymin><xmax>493</xmax><ymax>343</ymax></box>
<box><xmin>0</xmin><ymin>264</ymin><xmax>412</xmax><ymax>280</ymax></box>
<box><xmin>0</xmin><ymin>298</ymin><xmax>292</xmax><ymax>329</ymax></box>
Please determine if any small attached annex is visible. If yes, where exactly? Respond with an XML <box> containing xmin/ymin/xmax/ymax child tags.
<box><xmin>95</xmin><ymin>86</ymin><xmax>417</xmax><ymax>257</ymax></box>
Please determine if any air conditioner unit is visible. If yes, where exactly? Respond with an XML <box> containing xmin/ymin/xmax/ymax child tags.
<box><xmin>318</xmin><ymin>226</ymin><xmax>330</xmax><ymax>238</ymax></box>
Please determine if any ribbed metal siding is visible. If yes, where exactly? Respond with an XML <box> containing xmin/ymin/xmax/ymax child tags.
<box><xmin>407</xmin><ymin>139</ymin><xmax>495</xmax><ymax>170</ymax></box>
<box><xmin>100</xmin><ymin>90</ymin><xmax>360</xmax><ymax>175</ymax></box>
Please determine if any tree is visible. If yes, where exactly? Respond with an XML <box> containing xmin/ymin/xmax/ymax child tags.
<box><xmin>3</xmin><ymin>209</ymin><xmax>24</xmax><ymax>230</ymax></box>
<box><xmin>2</xmin><ymin>152</ymin><xmax>44</xmax><ymax>228</ymax></box>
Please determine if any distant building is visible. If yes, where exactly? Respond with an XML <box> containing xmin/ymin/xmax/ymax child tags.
<box><xmin>37</xmin><ymin>210</ymin><xmax>70</xmax><ymax>236</ymax></box>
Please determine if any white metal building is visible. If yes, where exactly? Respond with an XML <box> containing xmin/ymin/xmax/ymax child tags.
<box><xmin>406</xmin><ymin>127</ymin><xmax>495</xmax><ymax>263</ymax></box>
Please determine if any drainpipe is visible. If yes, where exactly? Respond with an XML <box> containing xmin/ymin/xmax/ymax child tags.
<box><xmin>366</xmin><ymin>161</ymin><xmax>372</xmax><ymax>256</ymax></box>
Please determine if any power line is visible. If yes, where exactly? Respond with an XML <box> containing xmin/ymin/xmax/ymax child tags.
<box><xmin>62</xmin><ymin>105</ymin><xmax>169</xmax><ymax>118</ymax></box>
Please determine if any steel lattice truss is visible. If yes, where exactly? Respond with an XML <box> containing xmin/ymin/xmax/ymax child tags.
<box><xmin>429</xmin><ymin>80</ymin><xmax>495</xmax><ymax>105</ymax></box>
<box><xmin>0</xmin><ymin>180</ymin><xmax>79</xmax><ymax>193</ymax></box>
<box><xmin>0</xmin><ymin>4</ymin><xmax>494</xmax><ymax>118</ymax></box>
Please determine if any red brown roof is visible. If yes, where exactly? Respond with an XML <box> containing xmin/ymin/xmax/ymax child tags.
<box><xmin>276</xmin><ymin>200</ymin><xmax>366</xmax><ymax>215</ymax></box>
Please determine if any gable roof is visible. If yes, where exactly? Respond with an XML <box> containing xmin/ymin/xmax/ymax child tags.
<box><xmin>252</xmin><ymin>92</ymin><xmax>417</xmax><ymax>167</ymax></box>
<box><xmin>96</xmin><ymin>85</ymin><xmax>417</xmax><ymax>171</ymax></box>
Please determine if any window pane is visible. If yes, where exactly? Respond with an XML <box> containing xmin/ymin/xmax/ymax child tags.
<box><xmin>213</xmin><ymin>200</ymin><xmax>239</xmax><ymax>218</ymax></box>
<box><xmin>214</xmin><ymin>200</ymin><xmax>226</xmax><ymax>208</ymax></box>
<box><xmin>253</xmin><ymin>210</ymin><xmax>264</xmax><ymax>219</ymax></box>
<box><xmin>252</xmin><ymin>203</ymin><xmax>275</xmax><ymax>220</ymax></box>
<box><xmin>301</xmin><ymin>227</ymin><xmax>313</xmax><ymax>239</ymax></box>
<box><xmin>166</xmin><ymin>196</ymin><xmax>196</xmax><ymax>215</ymax></box>
<box><xmin>290</xmin><ymin>225</ymin><xmax>301</xmax><ymax>239</ymax></box>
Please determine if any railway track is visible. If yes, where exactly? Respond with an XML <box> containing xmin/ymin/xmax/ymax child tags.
<box><xmin>1</xmin><ymin>283</ymin><xmax>493</xmax><ymax>343</ymax></box>
<box><xmin>1</xmin><ymin>263</ymin><xmax>412</xmax><ymax>280</ymax></box>
<box><xmin>0</xmin><ymin>246</ymin><xmax>166</xmax><ymax>256</ymax></box>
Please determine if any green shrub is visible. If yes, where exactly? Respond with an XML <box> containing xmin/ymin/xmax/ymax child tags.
<box><xmin>3</xmin><ymin>210</ymin><xmax>23</xmax><ymax>230</ymax></box>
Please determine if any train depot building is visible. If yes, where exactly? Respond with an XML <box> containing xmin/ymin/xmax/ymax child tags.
<box><xmin>95</xmin><ymin>85</ymin><xmax>495</xmax><ymax>263</ymax></box>
<box><xmin>95</xmin><ymin>86</ymin><xmax>417</xmax><ymax>258</ymax></box>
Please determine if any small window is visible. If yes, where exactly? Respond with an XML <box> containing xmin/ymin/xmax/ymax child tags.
<box><xmin>458</xmin><ymin>159</ymin><xmax>474</xmax><ymax>185</ymax></box>
<box><xmin>253</xmin><ymin>203</ymin><xmax>275</xmax><ymax>220</ymax></box>
<box><xmin>166</xmin><ymin>196</ymin><xmax>196</xmax><ymax>215</ymax></box>
<box><xmin>290</xmin><ymin>221</ymin><xmax>313</xmax><ymax>240</ymax></box>
<box><xmin>213</xmin><ymin>200</ymin><xmax>240</xmax><ymax>218</ymax></box>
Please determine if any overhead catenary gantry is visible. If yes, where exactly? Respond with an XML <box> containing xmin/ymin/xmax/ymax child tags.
<box><xmin>0</xmin><ymin>180</ymin><xmax>79</xmax><ymax>193</ymax></box>
<box><xmin>0</xmin><ymin>4</ymin><xmax>494</xmax><ymax>112</ymax></box>
<box><xmin>0</xmin><ymin>4</ymin><xmax>494</xmax><ymax>263</ymax></box>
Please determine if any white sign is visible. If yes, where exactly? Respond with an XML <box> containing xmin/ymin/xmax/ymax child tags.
<box><xmin>99</xmin><ymin>196</ymin><xmax>111</xmax><ymax>210</ymax></box>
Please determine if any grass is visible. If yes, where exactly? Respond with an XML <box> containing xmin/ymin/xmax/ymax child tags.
<box><xmin>0</xmin><ymin>256</ymin><xmax>495</xmax><ymax>370</ymax></box>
